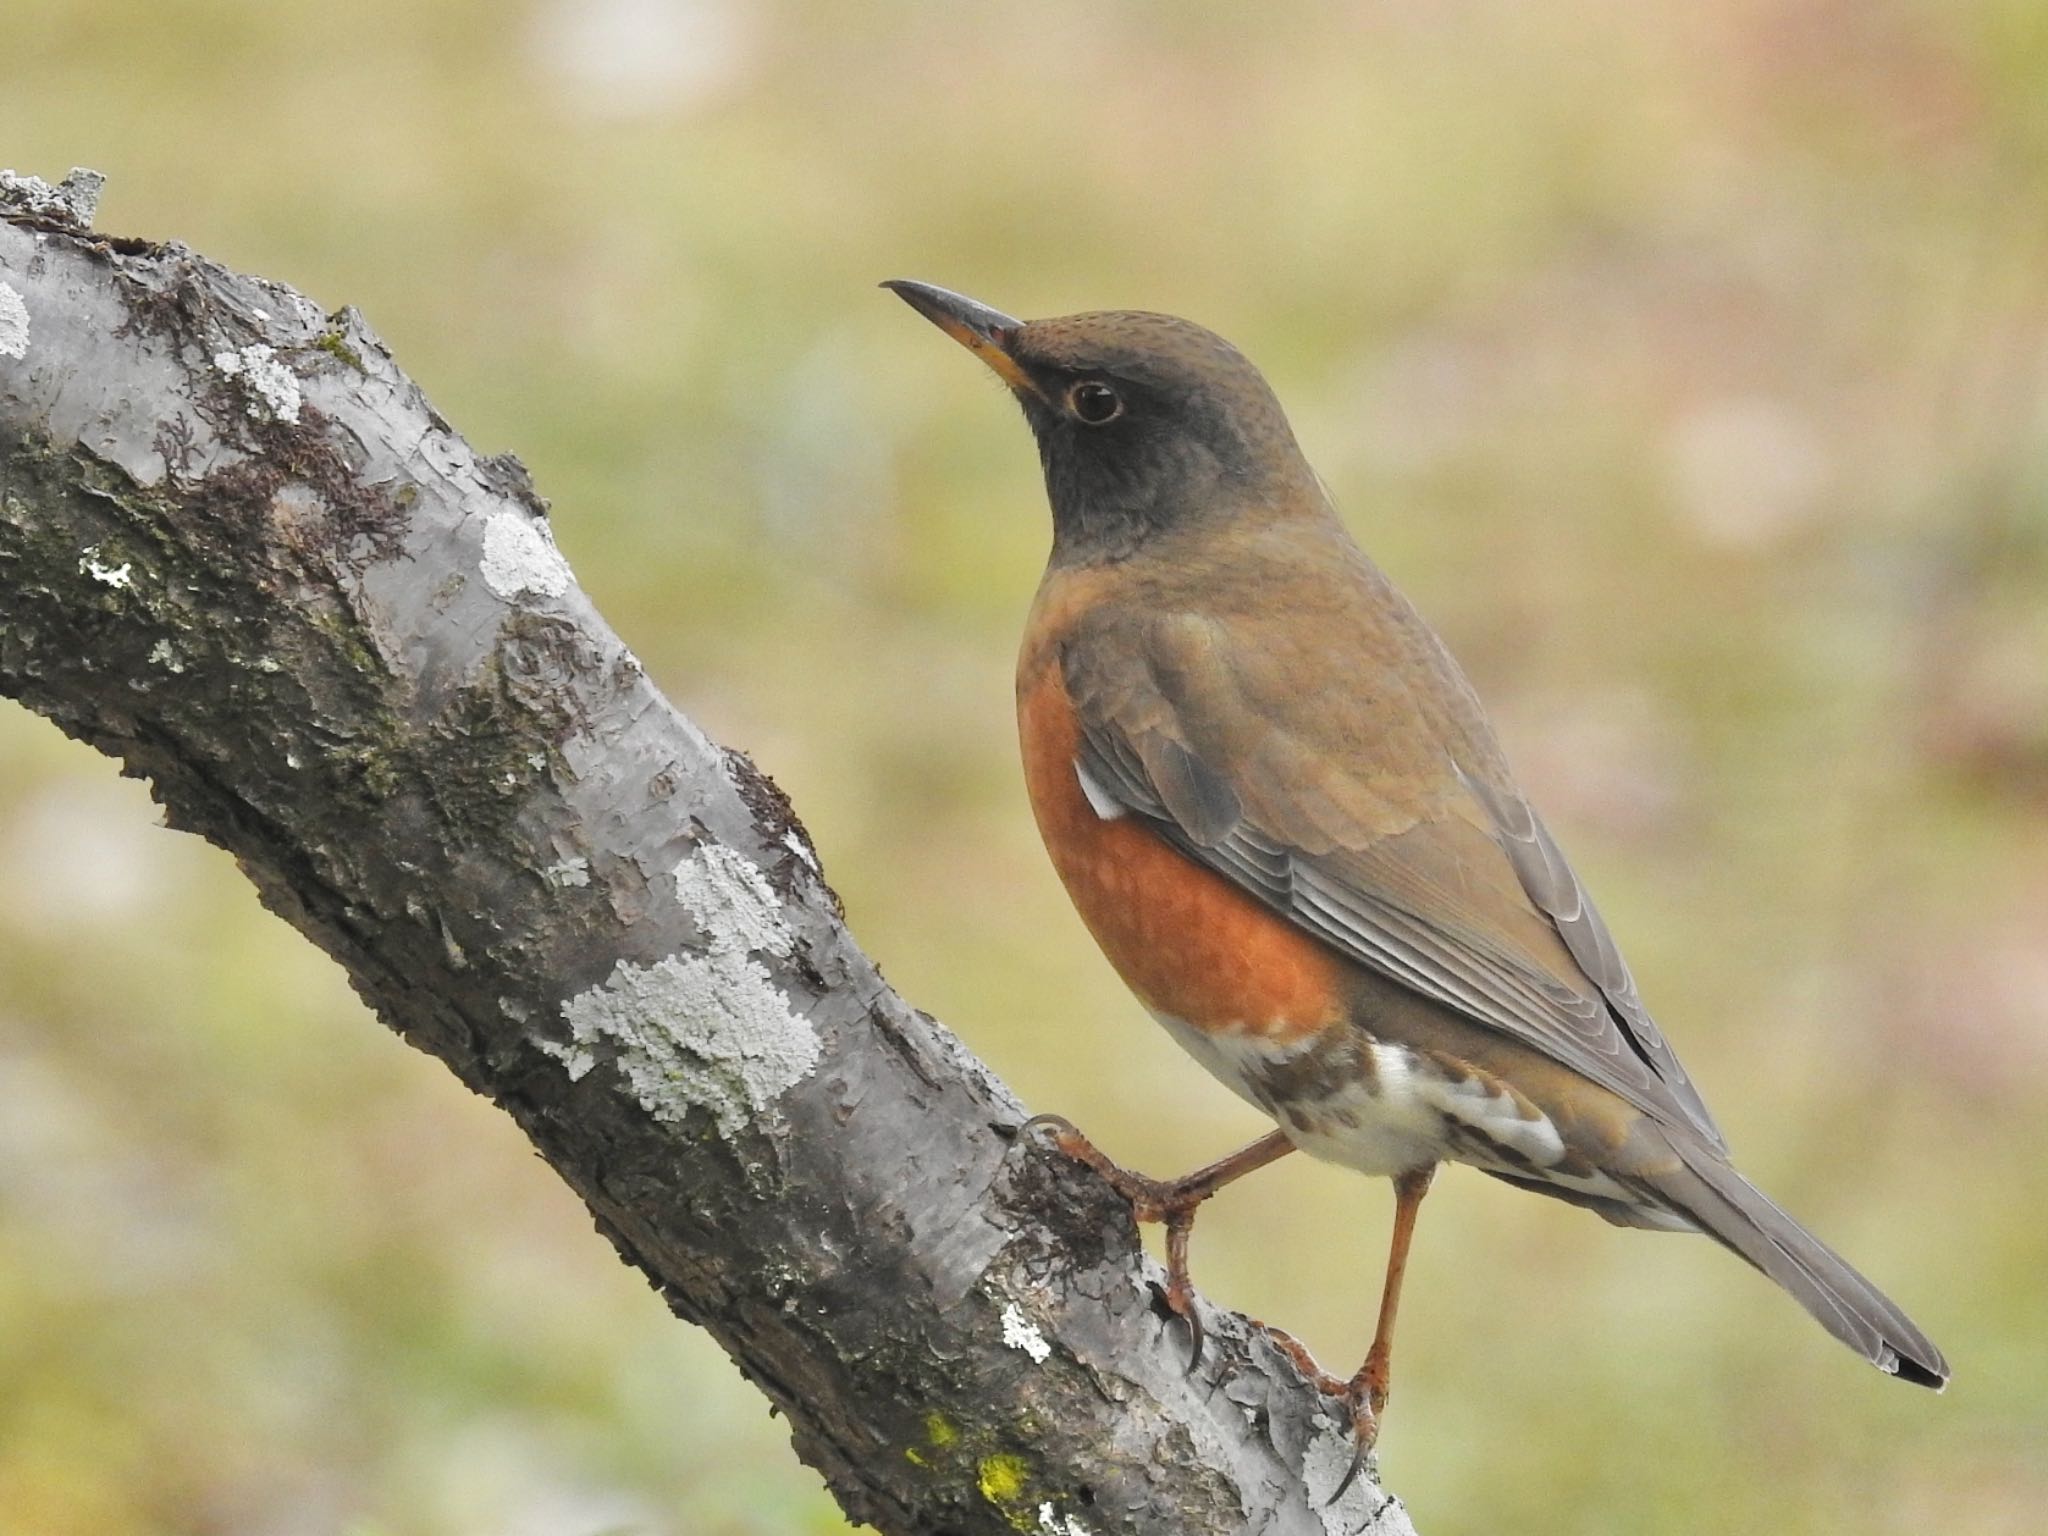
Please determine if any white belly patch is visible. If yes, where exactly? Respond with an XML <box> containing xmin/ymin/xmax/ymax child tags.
<box><xmin>1152</xmin><ymin>1012</ymin><xmax>1568</xmax><ymax>1177</ymax></box>
<box><xmin>1148</xmin><ymin>1011</ymin><xmax>1694</xmax><ymax>1229</ymax></box>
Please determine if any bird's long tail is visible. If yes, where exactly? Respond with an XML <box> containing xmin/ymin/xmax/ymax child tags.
<box><xmin>1653</xmin><ymin>1138</ymin><xmax>1949</xmax><ymax>1389</ymax></box>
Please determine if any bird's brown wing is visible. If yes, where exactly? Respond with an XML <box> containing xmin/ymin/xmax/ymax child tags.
<box><xmin>1062</xmin><ymin>603</ymin><xmax>1728</xmax><ymax>1152</ymax></box>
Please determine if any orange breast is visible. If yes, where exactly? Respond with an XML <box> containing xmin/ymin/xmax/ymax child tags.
<box><xmin>1016</xmin><ymin>662</ymin><xmax>1345</xmax><ymax>1045</ymax></box>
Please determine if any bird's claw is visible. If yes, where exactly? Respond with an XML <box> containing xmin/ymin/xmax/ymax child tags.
<box><xmin>1144</xmin><ymin>1268</ymin><xmax>1206</xmax><ymax>1371</ymax></box>
<box><xmin>1325</xmin><ymin>1377</ymin><xmax>1386</xmax><ymax>1506</ymax></box>
<box><xmin>1018</xmin><ymin>1111</ymin><xmax>1079</xmax><ymax>1143</ymax></box>
<box><xmin>1020</xmin><ymin>1114</ymin><xmax>1183</xmax><ymax>1218</ymax></box>
<box><xmin>1258</xmin><ymin>1323</ymin><xmax>1379</xmax><ymax>1504</ymax></box>
<box><xmin>1023</xmin><ymin>1113</ymin><xmax>1209</xmax><ymax>1368</ymax></box>
<box><xmin>1161</xmin><ymin>1204</ymin><xmax>1204</xmax><ymax>1370</ymax></box>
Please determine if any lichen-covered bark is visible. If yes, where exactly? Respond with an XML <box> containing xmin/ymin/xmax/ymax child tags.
<box><xmin>0</xmin><ymin>174</ymin><xmax>1416</xmax><ymax>1536</ymax></box>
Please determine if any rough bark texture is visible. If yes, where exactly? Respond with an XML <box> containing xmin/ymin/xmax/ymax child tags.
<box><xmin>0</xmin><ymin>172</ymin><xmax>1416</xmax><ymax>1536</ymax></box>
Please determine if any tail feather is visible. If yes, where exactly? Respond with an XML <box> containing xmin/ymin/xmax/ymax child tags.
<box><xmin>1655</xmin><ymin>1140</ymin><xmax>1949</xmax><ymax>1390</ymax></box>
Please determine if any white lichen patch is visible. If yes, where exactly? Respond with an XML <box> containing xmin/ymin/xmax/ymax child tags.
<box><xmin>1038</xmin><ymin>1504</ymin><xmax>1096</xmax><ymax>1536</ymax></box>
<box><xmin>542</xmin><ymin>855</ymin><xmax>591</xmax><ymax>888</ymax></box>
<box><xmin>79</xmin><ymin>546</ymin><xmax>133</xmax><ymax>588</ymax></box>
<box><xmin>547</xmin><ymin>1033</ymin><xmax>596</xmax><ymax>1080</ymax></box>
<box><xmin>480</xmin><ymin>512</ymin><xmax>571</xmax><ymax>602</ymax></box>
<box><xmin>543</xmin><ymin>841</ymin><xmax>815</xmax><ymax>1132</ymax></box>
<box><xmin>547</xmin><ymin>951</ymin><xmax>819</xmax><ymax>1137</ymax></box>
<box><xmin>782</xmin><ymin>829</ymin><xmax>819</xmax><ymax>873</ymax></box>
<box><xmin>1302</xmin><ymin>1421</ymin><xmax>1417</xmax><ymax>1536</ymax></box>
<box><xmin>212</xmin><ymin>343</ymin><xmax>302</xmax><ymax>423</ymax></box>
<box><xmin>1000</xmin><ymin>1302</ymin><xmax>1052</xmax><ymax>1365</ymax></box>
<box><xmin>674</xmin><ymin>843</ymin><xmax>790</xmax><ymax>957</ymax></box>
<box><xmin>0</xmin><ymin>281</ymin><xmax>28</xmax><ymax>359</ymax></box>
<box><xmin>147</xmin><ymin>639</ymin><xmax>186</xmax><ymax>673</ymax></box>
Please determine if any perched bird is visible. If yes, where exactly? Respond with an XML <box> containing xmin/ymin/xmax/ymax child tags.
<box><xmin>885</xmin><ymin>279</ymin><xmax>1947</xmax><ymax>1479</ymax></box>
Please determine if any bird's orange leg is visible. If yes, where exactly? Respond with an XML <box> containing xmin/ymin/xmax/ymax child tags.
<box><xmin>1024</xmin><ymin>1116</ymin><xmax>1295</xmax><ymax>1366</ymax></box>
<box><xmin>1331</xmin><ymin>1163</ymin><xmax>1435</xmax><ymax>1502</ymax></box>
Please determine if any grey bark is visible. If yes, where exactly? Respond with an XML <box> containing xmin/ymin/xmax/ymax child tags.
<box><xmin>0</xmin><ymin>171</ymin><xmax>1415</xmax><ymax>1536</ymax></box>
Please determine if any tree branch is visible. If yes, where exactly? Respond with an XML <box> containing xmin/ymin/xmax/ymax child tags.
<box><xmin>0</xmin><ymin>172</ymin><xmax>1415</xmax><ymax>1536</ymax></box>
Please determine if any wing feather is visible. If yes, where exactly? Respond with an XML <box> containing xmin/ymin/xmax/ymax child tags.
<box><xmin>1064</xmin><ymin>610</ymin><xmax>1728</xmax><ymax>1152</ymax></box>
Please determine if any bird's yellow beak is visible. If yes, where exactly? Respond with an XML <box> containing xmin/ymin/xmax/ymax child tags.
<box><xmin>883</xmin><ymin>279</ymin><xmax>1044</xmax><ymax>401</ymax></box>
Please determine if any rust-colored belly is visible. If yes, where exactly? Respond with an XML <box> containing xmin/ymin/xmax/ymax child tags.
<box><xmin>1016</xmin><ymin>665</ymin><xmax>1344</xmax><ymax>1045</ymax></box>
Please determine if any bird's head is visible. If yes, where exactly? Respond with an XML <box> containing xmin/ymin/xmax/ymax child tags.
<box><xmin>885</xmin><ymin>280</ymin><xmax>1319</xmax><ymax>564</ymax></box>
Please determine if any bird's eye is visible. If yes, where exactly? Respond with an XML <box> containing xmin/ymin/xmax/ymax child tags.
<box><xmin>1067</xmin><ymin>381</ymin><xmax>1124</xmax><ymax>425</ymax></box>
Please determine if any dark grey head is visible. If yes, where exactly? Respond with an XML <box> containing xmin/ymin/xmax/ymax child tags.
<box><xmin>885</xmin><ymin>280</ymin><xmax>1318</xmax><ymax>563</ymax></box>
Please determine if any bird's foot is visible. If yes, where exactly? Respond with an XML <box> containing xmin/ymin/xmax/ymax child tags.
<box><xmin>1256</xmin><ymin>1320</ymin><xmax>1383</xmax><ymax>1504</ymax></box>
<box><xmin>1020</xmin><ymin>1113</ymin><xmax>1200</xmax><ymax>1219</ymax></box>
<box><xmin>1020</xmin><ymin>1113</ymin><xmax>1210</xmax><ymax>1367</ymax></box>
<box><xmin>1326</xmin><ymin>1365</ymin><xmax>1388</xmax><ymax>1504</ymax></box>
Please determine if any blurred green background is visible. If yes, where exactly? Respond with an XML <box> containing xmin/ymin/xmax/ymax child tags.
<box><xmin>5</xmin><ymin>1</ymin><xmax>2047</xmax><ymax>1532</ymax></box>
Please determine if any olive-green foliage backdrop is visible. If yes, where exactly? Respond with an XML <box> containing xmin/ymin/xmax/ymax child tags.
<box><xmin>4</xmin><ymin>2</ymin><xmax>2045</xmax><ymax>1532</ymax></box>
